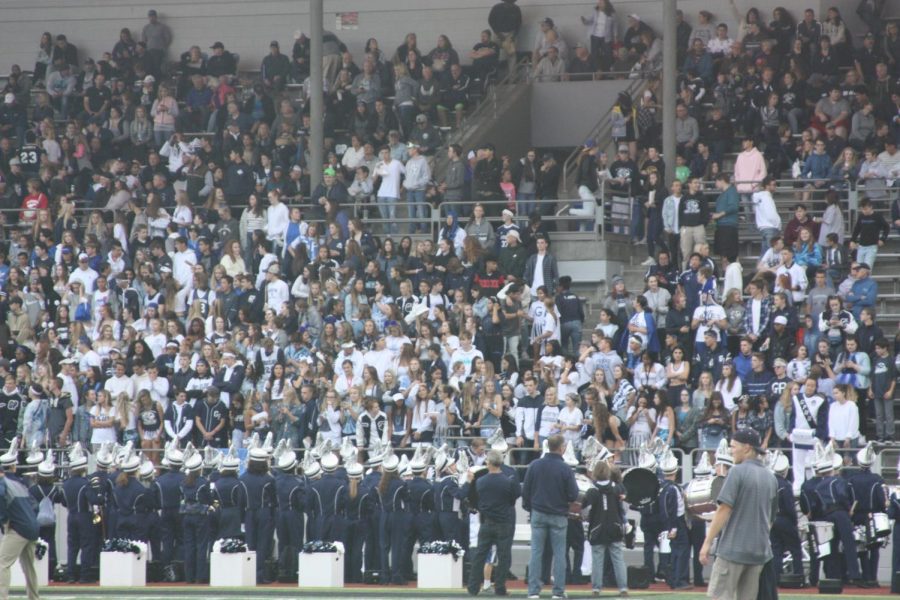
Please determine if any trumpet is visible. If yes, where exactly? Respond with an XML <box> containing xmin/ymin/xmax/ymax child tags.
<box><xmin>92</xmin><ymin>506</ymin><xmax>102</xmax><ymax>525</ymax></box>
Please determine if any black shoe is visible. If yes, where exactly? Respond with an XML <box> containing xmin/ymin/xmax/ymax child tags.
<box><xmin>467</xmin><ymin>587</ymin><xmax>480</xmax><ymax>596</ymax></box>
<box><xmin>851</xmin><ymin>579</ymin><xmax>875</xmax><ymax>588</ymax></box>
<box><xmin>258</xmin><ymin>578</ymin><xmax>274</xmax><ymax>585</ymax></box>
<box><xmin>507</xmin><ymin>571</ymin><xmax>519</xmax><ymax>580</ymax></box>
<box><xmin>495</xmin><ymin>589</ymin><xmax>509</xmax><ymax>596</ymax></box>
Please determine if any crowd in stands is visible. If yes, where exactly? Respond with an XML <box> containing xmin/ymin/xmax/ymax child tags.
<box><xmin>0</xmin><ymin>1</ymin><xmax>892</xmax><ymax>488</ymax></box>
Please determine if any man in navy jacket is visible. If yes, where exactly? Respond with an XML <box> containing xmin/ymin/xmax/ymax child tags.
<box><xmin>523</xmin><ymin>434</ymin><xmax>578</xmax><ymax>599</ymax></box>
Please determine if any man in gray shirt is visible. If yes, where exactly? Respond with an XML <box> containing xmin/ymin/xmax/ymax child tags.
<box><xmin>700</xmin><ymin>429</ymin><xmax>777</xmax><ymax>600</ymax></box>
<box><xmin>142</xmin><ymin>10</ymin><xmax>173</xmax><ymax>76</ymax></box>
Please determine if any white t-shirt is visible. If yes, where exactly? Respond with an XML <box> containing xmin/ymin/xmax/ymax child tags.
<box><xmin>376</xmin><ymin>159</ymin><xmax>405</xmax><ymax>199</ymax></box>
<box><xmin>692</xmin><ymin>303</ymin><xmax>727</xmax><ymax>342</ymax></box>
<box><xmin>558</xmin><ymin>405</ymin><xmax>584</xmax><ymax>444</ymax></box>
<box><xmin>531</xmin><ymin>254</ymin><xmax>545</xmax><ymax>289</ymax></box>
<box><xmin>89</xmin><ymin>405</ymin><xmax>119</xmax><ymax>444</ymax></box>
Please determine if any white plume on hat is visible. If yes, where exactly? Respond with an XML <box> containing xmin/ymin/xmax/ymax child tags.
<box><xmin>637</xmin><ymin>443</ymin><xmax>657</xmax><ymax>471</ymax></box>
<box><xmin>25</xmin><ymin>440</ymin><xmax>45</xmax><ymax>466</ymax></box>
<box><xmin>487</xmin><ymin>428</ymin><xmax>509</xmax><ymax>454</ymax></box>
<box><xmin>660</xmin><ymin>450</ymin><xmax>679</xmax><ymax>475</ymax></box>
<box><xmin>693</xmin><ymin>451</ymin><xmax>712</xmax><ymax>476</ymax></box>
<box><xmin>0</xmin><ymin>437</ymin><xmax>20</xmax><ymax>467</ymax></box>
<box><xmin>714</xmin><ymin>438</ymin><xmax>733</xmax><ymax>467</ymax></box>
<box><xmin>37</xmin><ymin>451</ymin><xmax>56</xmax><ymax>477</ymax></box>
<box><xmin>814</xmin><ymin>440</ymin><xmax>835</xmax><ymax>473</ymax></box>
<box><xmin>68</xmin><ymin>442</ymin><xmax>88</xmax><ymax>469</ymax></box>
<box><xmin>221</xmin><ymin>443</ymin><xmax>241</xmax><ymax>470</ymax></box>
<box><xmin>119</xmin><ymin>442</ymin><xmax>141</xmax><ymax>473</ymax></box>
<box><xmin>856</xmin><ymin>442</ymin><xmax>876</xmax><ymax>467</ymax></box>
<box><xmin>203</xmin><ymin>445</ymin><xmax>222</xmax><ymax>470</ymax></box>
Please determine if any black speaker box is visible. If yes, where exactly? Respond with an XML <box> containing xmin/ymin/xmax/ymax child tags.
<box><xmin>363</xmin><ymin>570</ymin><xmax>383</xmax><ymax>584</ymax></box>
<box><xmin>818</xmin><ymin>578</ymin><xmax>843</xmax><ymax>594</ymax></box>
<box><xmin>627</xmin><ymin>565</ymin><xmax>652</xmax><ymax>589</ymax></box>
<box><xmin>778</xmin><ymin>573</ymin><xmax>804</xmax><ymax>589</ymax></box>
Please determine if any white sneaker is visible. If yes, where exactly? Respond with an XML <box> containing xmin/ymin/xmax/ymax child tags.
<box><xmin>640</xmin><ymin>257</ymin><xmax>655</xmax><ymax>266</ymax></box>
<box><xmin>528</xmin><ymin>596</ymin><xmax>541</xmax><ymax>599</ymax></box>
<box><xmin>482</xmin><ymin>581</ymin><xmax>492</xmax><ymax>591</ymax></box>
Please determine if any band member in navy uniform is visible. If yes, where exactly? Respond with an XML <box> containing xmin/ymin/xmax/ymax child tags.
<box><xmin>273</xmin><ymin>443</ymin><xmax>304</xmax><ymax>583</ymax></box>
<box><xmin>847</xmin><ymin>443</ymin><xmax>886</xmax><ymax>587</ymax></box>
<box><xmin>433</xmin><ymin>451</ymin><xmax>468</xmax><ymax>547</ymax></box>
<box><xmin>179</xmin><ymin>447</ymin><xmax>212</xmax><ymax>584</ymax></box>
<box><xmin>28</xmin><ymin>450</ymin><xmax>62</xmax><ymax>574</ymax></box>
<box><xmin>89</xmin><ymin>443</ymin><xmax>117</xmax><ymax>543</ymax></box>
<box><xmin>888</xmin><ymin>470</ymin><xmax>900</xmax><ymax>585</ymax></box>
<box><xmin>814</xmin><ymin>445</ymin><xmax>868</xmax><ymax>587</ymax></box>
<box><xmin>403</xmin><ymin>458</ymin><xmax>434</xmax><ymax>580</ymax></box>
<box><xmin>154</xmin><ymin>443</ymin><xmax>185</xmax><ymax>581</ymax></box>
<box><xmin>238</xmin><ymin>444</ymin><xmax>276</xmax><ymax>584</ymax></box>
<box><xmin>687</xmin><ymin>452</ymin><xmax>712</xmax><ymax>586</ymax></box>
<box><xmin>799</xmin><ymin>449</ymin><xmax>825</xmax><ymax>586</ymax></box>
<box><xmin>137</xmin><ymin>459</ymin><xmax>162</xmax><ymax>562</ymax></box>
<box><xmin>61</xmin><ymin>443</ymin><xmax>99</xmax><ymax>583</ymax></box>
<box><xmin>378</xmin><ymin>454</ymin><xmax>409</xmax><ymax>585</ymax></box>
<box><xmin>634</xmin><ymin>450</ymin><xmax>665</xmax><ymax>580</ymax></box>
<box><xmin>659</xmin><ymin>451</ymin><xmax>690</xmax><ymax>590</ymax></box>
<box><xmin>111</xmin><ymin>447</ymin><xmax>154</xmax><ymax>542</ymax></box>
<box><xmin>344</xmin><ymin>460</ymin><xmax>366</xmax><ymax>583</ymax></box>
<box><xmin>210</xmin><ymin>446</ymin><xmax>243</xmax><ymax>540</ymax></box>
<box><xmin>358</xmin><ymin>452</ymin><xmax>383</xmax><ymax>578</ymax></box>
<box><xmin>769</xmin><ymin>451</ymin><xmax>803</xmax><ymax>582</ymax></box>
<box><xmin>307</xmin><ymin>452</ymin><xmax>347</xmax><ymax>542</ymax></box>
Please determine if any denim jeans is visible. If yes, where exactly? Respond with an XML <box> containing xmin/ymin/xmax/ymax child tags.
<box><xmin>406</xmin><ymin>189</ymin><xmax>428</xmax><ymax>233</ymax></box>
<box><xmin>560</xmin><ymin>320</ymin><xmax>582</xmax><ymax>355</ymax></box>
<box><xmin>591</xmin><ymin>541</ymin><xmax>628</xmax><ymax>592</ymax></box>
<box><xmin>376</xmin><ymin>196</ymin><xmax>398</xmax><ymax>234</ymax></box>
<box><xmin>528</xmin><ymin>510</ymin><xmax>568</xmax><ymax>597</ymax></box>
<box><xmin>760</xmin><ymin>227</ymin><xmax>781</xmax><ymax>258</ymax></box>
<box><xmin>856</xmin><ymin>244</ymin><xmax>878</xmax><ymax>271</ymax></box>
<box><xmin>518</xmin><ymin>192</ymin><xmax>536</xmax><ymax>221</ymax></box>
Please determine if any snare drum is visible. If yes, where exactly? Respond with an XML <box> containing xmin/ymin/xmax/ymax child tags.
<box><xmin>808</xmin><ymin>521</ymin><xmax>834</xmax><ymax>558</ymax></box>
<box><xmin>853</xmin><ymin>525</ymin><xmax>868</xmax><ymax>549</ymax></box>
<box><xmin>870</xmin><ymin>512</ymin><xmax>891</xmax><ymax>539</ymax></box>
<box><xmin>685</xmin><ymin>476</ymin><xmax>725</xmax><ymax>521</ymax></box>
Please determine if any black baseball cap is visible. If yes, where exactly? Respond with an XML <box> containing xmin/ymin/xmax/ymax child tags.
<box><xmin>732</xmin><ymin>429</ymin><xmax>762</xmax><ymax>452</ymax></box>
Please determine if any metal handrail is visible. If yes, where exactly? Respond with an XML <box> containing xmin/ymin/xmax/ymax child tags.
<box><xmin>560</xmin><ymin>74</ymin><xmax>655</xmax><ymax>194</ymax></box>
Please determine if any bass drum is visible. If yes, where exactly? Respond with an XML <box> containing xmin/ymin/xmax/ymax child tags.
<box><xmin>622</xmin><ymin>467</ymin><xmax>660</xmax><ymax>507</ymax></box>
<box><xmin>685</xmin><ymin>476</ymin><xmax>725</xmax><ymax>521</ymax></box>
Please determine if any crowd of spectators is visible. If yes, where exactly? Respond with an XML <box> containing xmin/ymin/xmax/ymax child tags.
<box><xmin>0</xmin><ymin>2</ymin><xmax>893</xmax><ymax>488</ymax></box>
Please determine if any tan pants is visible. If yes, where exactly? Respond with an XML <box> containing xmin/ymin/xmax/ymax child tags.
<box><xmin>495</xmin><ymin>31</ymin><xmax>518</xmax><ymax>77</ymax></box>
<box><xmin>680</xmin><ymin>225</ymin><xmax>707</xmax><ymax>269</ymax></box>
<box><xmin>707</xmin><ymin>556</ymin><xmax>762</xmax><ymax>600</ymax></box>
<box><xmin>0</xmin><ymin>528</ymin><xmax>39</xmax><ymax>600</ymax></box>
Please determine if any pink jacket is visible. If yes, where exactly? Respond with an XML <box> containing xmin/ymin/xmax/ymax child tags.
<box><xmin>733</xmin><ymin>148</ymin><xmax>767</xmax><ymax>193</ymax></box>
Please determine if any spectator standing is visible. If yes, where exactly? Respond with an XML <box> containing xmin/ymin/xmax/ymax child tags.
<box><xmin>678</xmin><ymin>177</ymin><xmax>708</xmax><ymax>269</ymax></box>
<box><xmin>403</xmin><ymin>142</ymin><xmax>430</xmax><ymax>234</ymax></box>
<box><xmin>141</xmin><ymin>10</ymin><xmax>172</xmax><ymax>77</ymax></box>
<box><xmin>465</xmin><ymin>449</ymin><xmax>521</xmax><ymax>596</ymax></box>
<box><xmin>700</xmin><ymin>430</ymin><xmax>777</xmax><ymax>600</ymax></box>
<box><xmin>582</xmin><ymin>0</ymin><xmax>616</xmax><ymax>70</ymax></box>
<box><xmin>523</xmin><ymin>434</ymin><xmax>578</xmax><ymax>600</ymax></box>
<box><xmin>850</xmin><ymin>198</ymin><xmax>889</xmax><ymax>271</ymax></box>
<box><xmin>711</xmin><ymin>173</ymin><xmax>739</xmax><ymax>261</ymax></box>
<box><xmin>733</xmin><ymin>137</ymin><xmax>767</xmax><ymax>207</ymax></box>
<box><xmin>751</xmin><ymin>177</ymin><xmax>782</xmax><ymax>257</ymax></box>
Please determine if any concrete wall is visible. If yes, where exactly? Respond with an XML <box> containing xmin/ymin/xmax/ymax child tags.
<box><xmin>530</xmin><ymin>78</ymin><xmax>632</xmax><ymax>148</ymax></box>
<box><xmin>0</xmin><ymin>0</ymin><xmax>850</xmax><ymax>76</ymax></box>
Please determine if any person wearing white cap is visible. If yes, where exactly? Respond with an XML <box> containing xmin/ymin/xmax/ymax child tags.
<box><xmin>29</xmin><ymin>452</ymin><xmax>61</xmax><ymax>573</ymax></box>
<box><xmin>111</xmin><ymin>446</ymin><xmax>153</xmax><ymax>542</ymax></box>
<box><xmin>768</xmin><ymin>451</ymin><xmax>803</xmax><ymax>583</ymax></box>
<box><xmin>658</xmin><ymin>451</ymin><xmax>691</xmax><ymax>590</ymax></box>
<box><xmin>180</xmin><ymin>448</ymin><xmax>212</xmax><ymax>583</ymax></box>
<box><xmin>377</xmin><ymin>453</ymin><xmax>410</xmax><ymax>584</ymax></box>
<box><xmin>238</xmin><ymin>445</ymin><xmax>276</xmax><ymax>583</ymax></box>
<box><xmin>307</xmin><ymin>451</ymin><xmax>348</xmax><ymax>546</ymax></box>
<box><xmin>432</xmin><ymin>448</ymin><xmax>467</xmax><ymax>547</ymax></box>
<box><xmin>846</xmin><ymin>442</ymin><xmax>885</xmax><ymax>586</ymax></box>
<box><xmin>0</xmin><ymin>437</ymin><xmax>41</xmax><ymax>600</ymax></box>
<box><xmin>211</xmin><ymin>446</ymin><xmax>243</xmax><ymax>540</ymax></box>
<box><xmin>495</xmin><ymin>208</ymin><xmax>520</xmax><ymax>249</ymax></box>
<box><xmin>68</xmin><ymin>251</ymin><xmax>99</xmax><ymax>291</ymax></box>
<box><xmin>810</xmin><ymin>443</ymin><xmax>866</xmax><ymax>585</ymax></box>
<box><xmin>61</xmin><ymin>443</ymin><xmax>99</xmax><ymax>583</ymax></box>
<box><xmin>212</xmin><ymin>349</ymin><xmax>245</xmax><ymax>408</ymax></box>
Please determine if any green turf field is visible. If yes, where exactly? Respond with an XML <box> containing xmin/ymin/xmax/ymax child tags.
<box><xmin>17</xmin><ymin>588</ymin><xmax>889</xmax><ymax>600</ymax></box>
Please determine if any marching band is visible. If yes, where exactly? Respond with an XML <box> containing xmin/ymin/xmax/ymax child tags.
<box><xmin>2</xmin><ymin>422</ymin><xmax>899</xmax><ymax>590</ymax></box>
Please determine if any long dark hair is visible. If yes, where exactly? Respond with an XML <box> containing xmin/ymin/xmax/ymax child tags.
<box><xmin>378</xmin><ymin>468</ymin><xmax>398</xmax><ymax>497</ymax></box>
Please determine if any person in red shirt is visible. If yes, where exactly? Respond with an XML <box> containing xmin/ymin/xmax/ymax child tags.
<box><xmin>19</xmin><ymin>178</ymin><xmax>48</xmax><ymax>226</ymax></box>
